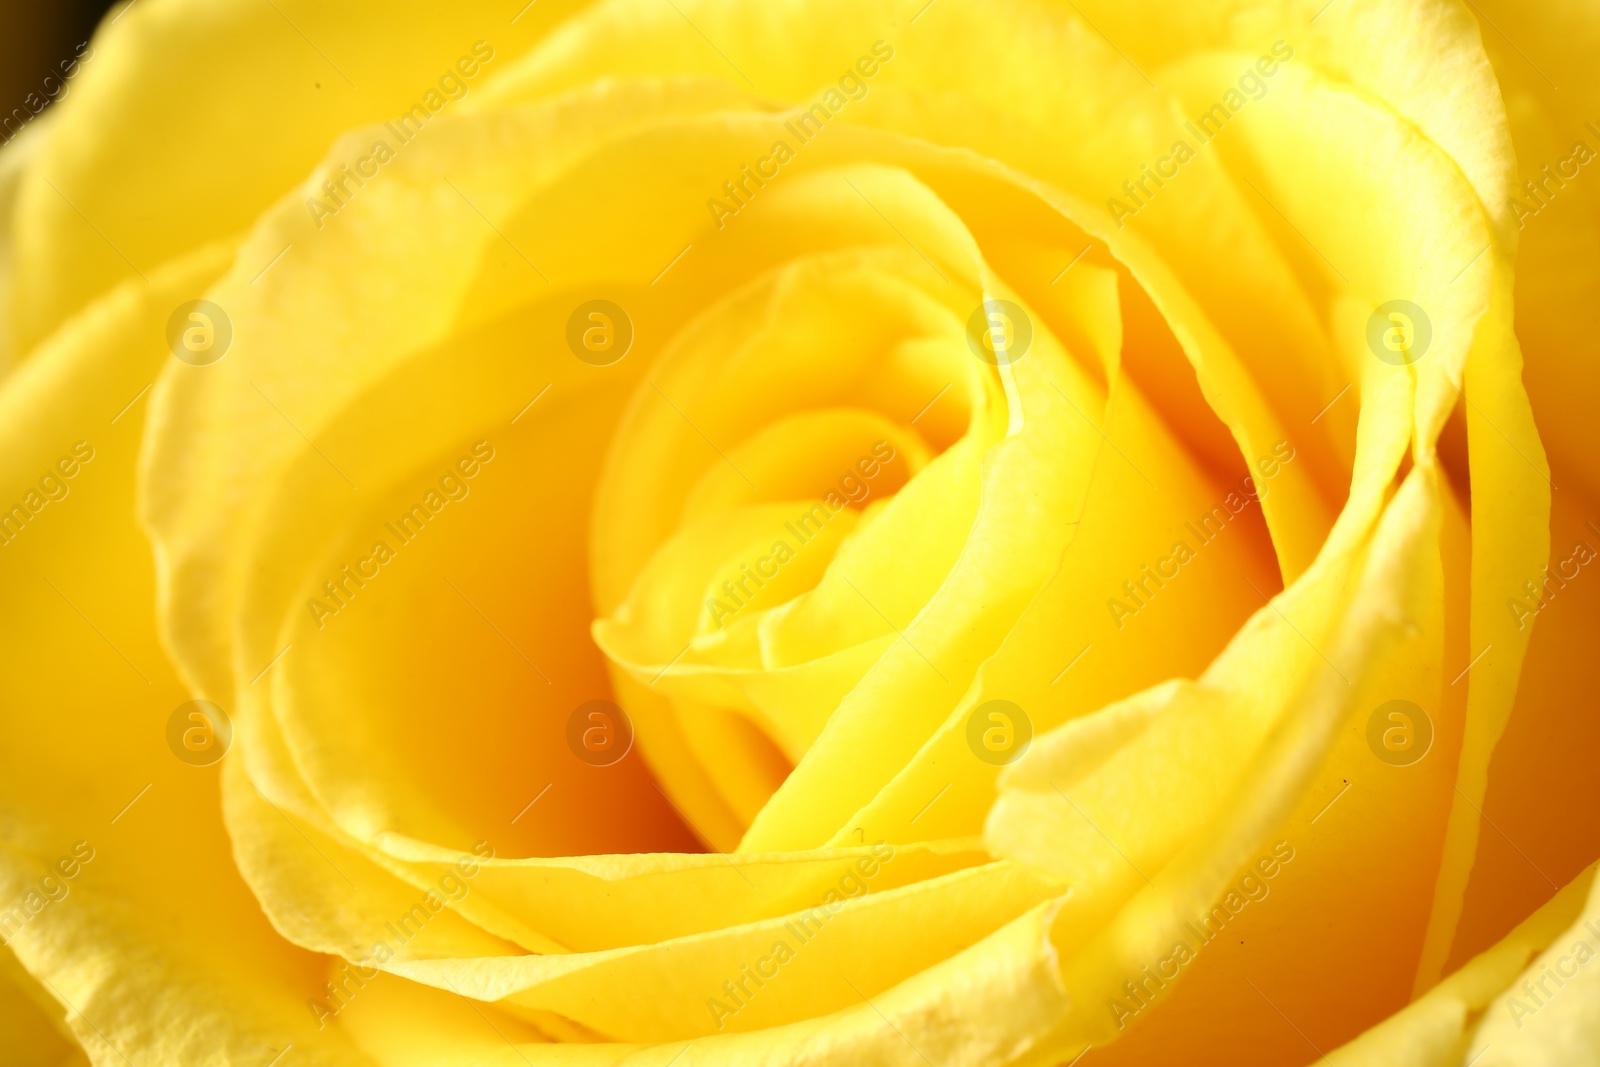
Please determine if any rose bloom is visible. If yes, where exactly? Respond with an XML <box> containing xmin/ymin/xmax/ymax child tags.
<box><xmin>1</xmin><ymin>0</ymin><xmax>1597</xmax><ymax>1064</ymax></box>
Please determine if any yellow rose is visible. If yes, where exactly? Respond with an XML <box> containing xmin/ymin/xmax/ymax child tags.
<box><xmin>1</xmin><ymin>0</ymin><xmax>1595</xmax><ymax>1064</ymax></box>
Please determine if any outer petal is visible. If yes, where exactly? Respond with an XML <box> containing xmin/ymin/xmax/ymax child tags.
<box><xmin>6</xmin><ymin>0</ymin><xmax>590</xmax><ymax>355</ymax></box>
<box><xmin>0</xmin><ymin>247</ymin><xmax>376</xmax><ymax>1065</ymax></box>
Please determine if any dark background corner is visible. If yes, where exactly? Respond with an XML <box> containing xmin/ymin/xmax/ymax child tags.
<box><xmin>1</xmin><ymin>0</ymin><xmax>120</xmax><ymax>128</ymax></box>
